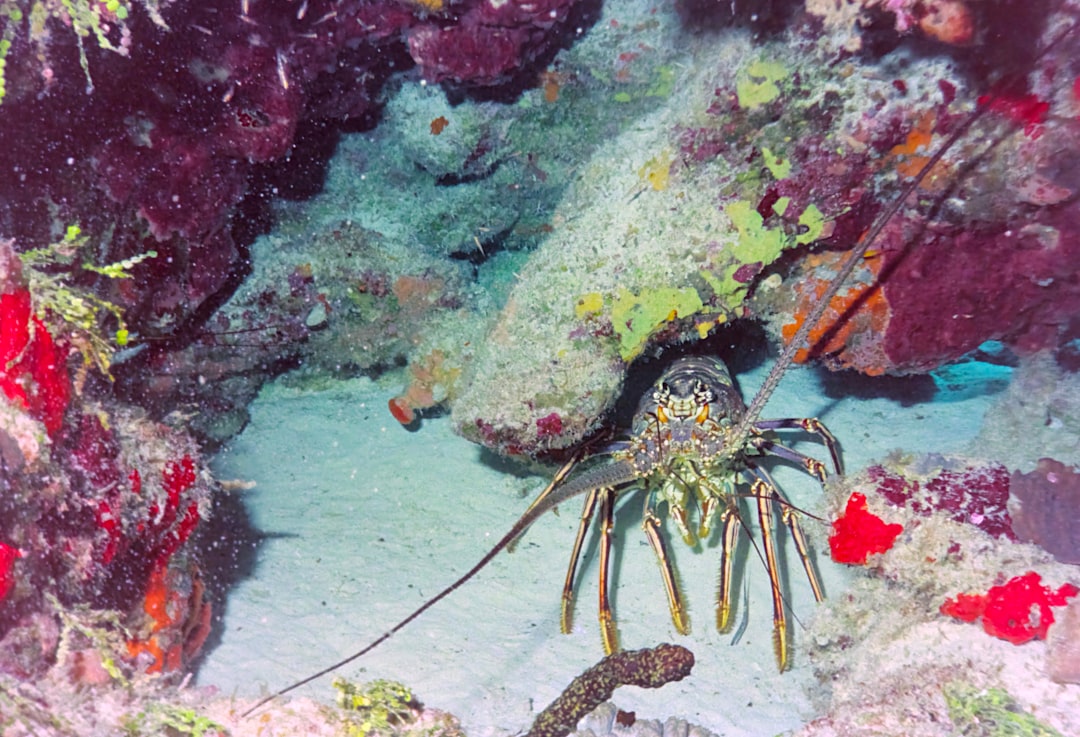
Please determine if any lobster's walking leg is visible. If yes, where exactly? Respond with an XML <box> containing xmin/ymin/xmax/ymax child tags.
<box><xmin>597</xmin><ymin>488</ymin><xmax>619</xmax><ymax>654</ymax></box>
<box><xmin>753</xmin><ymin>417</ymin><xmax>844</xmax><ymax>476</ymax></box>
<box><xmin>561</xmin><ymin>488</ymin><xmax>601</xmax><ymax>634</ymax></box>
<box><xmin>715</xmin><ymin>499</ymin><xmax>742</xmax><ymax>633</ymax></box>
<box><xmin>747</xmin><ymin>469</ymin><xmax>789</xmax><ymax>671</ymax></box>
<box><xmin>784</xmin><ymin>503</ymin><xmax>826</xmax><ymax>606</ymax></box>
<box><xmin>642</xmin><ymin>491</ymin><xmax>690</xmax><ymax>636</ymax></box>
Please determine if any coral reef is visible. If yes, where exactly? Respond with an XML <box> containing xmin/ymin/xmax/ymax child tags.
<box><xmin>0</xmin><ymin>665</ymin><xmax>462</xmax><ymax>737</ymax></box>
<box><xmin>944</xmin><ymin>684</ymin><xmax>1065</xmax><ymax>737</ymax></box>
<box><xmin>1009</xmin><ymin>458</ymin><xmax>1080</xmax><ymax>564</ymax></box>
<box><xmin>865</xmin><ymin>457</ymin><xmax>1015</xmax><ymax>539</ymax></box>
<box><xmin>0</xmin><ymin>0</ymin><xmax>593</xmax><ymax>363</ymax></box>
<box><xmin>2</xmin><ymin>0</ymin><xmax>1080</xmax><ymax>731</ymax></box>
<box><xmin>446</xmin><ymin>6</ymin><xmax>1080</xmax><ymax>454</ymax></box>
<box><xmin>124</xmin><ymin>219</ymin><xmax>475</xmax><ymax>444</ymax></box>
<box><xmin>797</xmin><ymin>451</ymin><xmax>1080</xmax><ymax>736</ymax></box>
<box><xmin>571</xmin><ymin>702</ymin><xmax>718</xmax><ymax>737</ymax></box>
<box><xmin>527</xmin><ymin>644</ymin><xmax>695</xmax><ymax>737</ymax></box>
<box><xmin>332</xmin><ymin>676</ymin><xmax>463</xmax><ymax>737</ymax></box>
<box><xmin>966</xmin><ymin>354</ymin><xmax>1080</xmax><ymax>471</ymax></box>
<box><xmin>1</xmin><ymin>226</ymin><xmax>216</xmax><ymax>693</ymax></box>
<box><xmin>776</xmin><ymin>85</ymin><xmax>1080</xmax><ymax>375</ymax></box>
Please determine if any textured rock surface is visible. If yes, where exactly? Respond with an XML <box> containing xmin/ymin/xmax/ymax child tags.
<box><xmin>1009</xmin><ymin>458</ymin><xmax>1080</xmax><ymax>565</ymax></box>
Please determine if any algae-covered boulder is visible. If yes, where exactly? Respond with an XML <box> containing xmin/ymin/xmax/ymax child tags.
<box><xmin>448</xmin><ymin>33</ymin><xmax>973</xmax><ymax>454</ymax></box>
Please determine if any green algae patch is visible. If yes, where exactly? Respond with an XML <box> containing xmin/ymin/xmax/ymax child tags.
<box><xmin>698</xmin><ymin>199</ymin><xmax>798</xmax><ymax>308</ymax></box>
<box><xmin>725</xmin><ymin>199</ymin><xmax>788</xmax><ymax>263</ymax></box>
<box><xmin>645</xmin><ymin>65</ymin><xmax>676</xmax><ymax>98</ymax></box>
<box><xmin>761</xmin><ymin>147</ymin><xmax>791</xmax><ymax>179</ymax></box>
<box><xmin>574</xmin><ymin>291</ymin><xmax>605</xmax><ymax>317</ymax></box>
<box><xmin>797</xmin><ymin>203</ymin><xmax>828</xmax><ymax>244</ymax></box>
<box><xmin>736</xmin><ymin>59</ymin><xmax>787</xmax><ymax>109</ymax></box>
<box><xmin>944</xmin><ymin>684</ymin><xmax>1063</xmax><ymax>737</ymax></box>
<box><xmin>611</xmin><ymin>286</ymin><xmax>704</xmax><ymax>361</ymax></box>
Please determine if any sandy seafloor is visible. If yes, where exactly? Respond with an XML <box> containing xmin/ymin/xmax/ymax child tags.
<box><xmin>192</xmin><ymin>352</ymin><xmax>1015</xmax><ymax>737</ymax></box>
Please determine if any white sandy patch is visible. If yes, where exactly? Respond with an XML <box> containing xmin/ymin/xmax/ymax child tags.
<box><xmin>196</xmin><ymin>360</ymin><xmax>998</xmax><ymax>736</ymax></box>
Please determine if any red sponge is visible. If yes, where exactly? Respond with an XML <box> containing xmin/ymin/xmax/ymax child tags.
<box><xmin>941</xmin><ymin>571</ymin><xmax>1079</xmax><ymax>645</ymax></box>
<box><xmin>829</xmin><ymin>492</ymin><xmax>904</xmax><ymax>565</ymax></box>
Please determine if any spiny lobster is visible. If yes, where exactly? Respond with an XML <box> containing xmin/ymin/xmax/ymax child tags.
<box><xmin>241</xmin><ymin>20</ymin><xmax>1077</xmax><ymax>717</ymax></box>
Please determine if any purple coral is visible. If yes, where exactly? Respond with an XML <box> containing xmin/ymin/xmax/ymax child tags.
<box><xmin>1009</xmin><ymin>458</ymin><xmax>1080</xmax><ymax>564</ymax></box>
<box><xmin>868</xmin><ymin>460</ymin><xmax>1015</xmax><ymax>539</ymax></box>
<box><xmin>407</xmin><ymin>0</ymin><xmax>581</xmax><ymax>86</ymax></box>
<box><xmin>0</xmin><ymin>0</ymin><xmax>589</xmax><ymax>349</ymax></box>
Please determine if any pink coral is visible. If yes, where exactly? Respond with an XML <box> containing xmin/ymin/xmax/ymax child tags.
<box><xmin>941</xmin><ymin>571</ymin><xmax>1079</xmax><ymax>645</ymax></box>
<box><xmin>829</xmin><ymin>492</ymin><xmax>904</xmax><ymax>565</ymax></box>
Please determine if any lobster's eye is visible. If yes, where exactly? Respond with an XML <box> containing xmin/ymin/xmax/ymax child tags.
<box><xmin>695</xmin><ymin>403</ymin><xmax>709</xmax><ymax>424</ymax></box>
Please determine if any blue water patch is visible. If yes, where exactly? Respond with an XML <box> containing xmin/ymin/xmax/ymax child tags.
<box><xmin>931</xmin><ymin>341</ymin><xmax>1015</xmax><ymax>402</ymax></box>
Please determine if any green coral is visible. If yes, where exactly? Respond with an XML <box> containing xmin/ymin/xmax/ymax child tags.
<box><xmin>121</xmin><ymin>704</ymin><xmax>224</xmax><ymax>737</ymax></box>
<box><xmin>610</xmin><ymin>286</ymin><xmax>704</xmax><ymax>361</ymax></box>
<box><xmin>944</xmin><ymin>684</ymin><xmax>1064</xmax><ymax>737</ymax></box>
<box><xmin>333</xmin><ymin>677</ymin><xmax>418</xmax><ymax>736</ymax></box>
<box><xmin>20</xmin><ymin>224</ymin><xmax>155</xmax><ymax>378</ymax></box>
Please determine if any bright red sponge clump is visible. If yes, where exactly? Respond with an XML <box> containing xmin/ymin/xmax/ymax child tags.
<box><xmin>829</xmin><ymin>492</ymin><xmax>904</xmax><ymax>565</ymax></box>
<box><xmin>0</xmin><ymin>289</ymin><xmax>70</xmax><ymax>436</ymax></box>
<box><xmin>0</xmin><ymin>541</ymin><xmax>21</xmax><ymax>602</ymax></box>
<box><xmin>941</xmin><ymin>571</ymin><xmax>1079</xmax><ymax>645</ymax></box>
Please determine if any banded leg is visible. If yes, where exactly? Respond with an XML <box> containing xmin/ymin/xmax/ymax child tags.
<box><xmin>560</xmin><ymin>488</ymin><xmax>601</xmax><ymax>634</ymax></box>
<box><xmin>746</xmin><ymin>469</ymin><xmax>789</xmax><ymax>671</ymax></box>
<box><xmin>641</xmin><ymin>491</ymin><xmax>690</xmax><ymax>636</ymax></box>
<box><xmin>597</xmin><ymin>488</ymin><xmax>619</xmax><ymax>654</ymax></box>
<box><xmin>783</xmin><ymin>501</ymin><xmax>825</xmax><ymax>605</ymax></box>
<box><xmin>715</xmin><ymin>499</ymin><xmax>742</xmax><ymax>633</ymax></box>
<box><xmin>753</xmin><ymin>417</ymin><xmax>843</xmax><ymax>476</ymax></box>
<box><xmin>759</xmin><ymin>462</ymin><xmax>826</xmax><ymax>605</ymax></box>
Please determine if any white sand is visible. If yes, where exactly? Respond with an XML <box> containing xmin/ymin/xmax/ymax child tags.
<box><xmin>196</xmin><ymin>360</ymin><xmax>999</xmax><ymax>736</ymax></box>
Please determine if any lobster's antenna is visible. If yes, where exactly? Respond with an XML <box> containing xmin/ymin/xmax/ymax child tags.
<box><xmin>239</xmin><ymin>457</ymin><xmax>584</xmax><ymax>717</ymax></box>
<box><xmin>737</xmin><ymin>18</ymin><xmax>1077</xmax><ymax>438</ymax></box>
<box><xmin>735</xmin><ymin>107</ymin><xmax>983</xmax><ymax>437</ymax></box>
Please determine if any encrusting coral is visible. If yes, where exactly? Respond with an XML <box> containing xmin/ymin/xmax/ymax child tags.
<box><xmin>798</xmin><ymin>450</ymin><xmax>1080</xmax><ymax>736</ymax></box>
<box><xmin>1009</xmin><ymin>458</ymin><xmax>1080</xmax><ymax>564</ymax></box>
<box><xmin>1047</xmin><ymin>598</ymin><xmax>1080</xmax><ymax>685</ymax></box>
